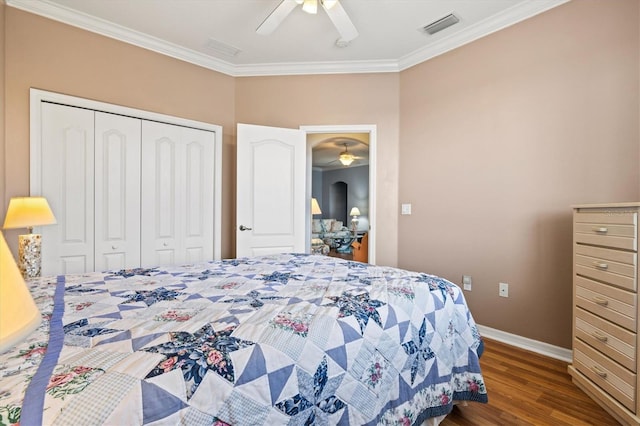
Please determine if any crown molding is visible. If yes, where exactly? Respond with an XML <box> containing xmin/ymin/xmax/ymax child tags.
<box><xmin>7</xmin><ymin>0</ymin><xmax>569</xmax><ymax>77</ymax></box>
<box><xmin>398</xmin><ymin>0</ymin><xmax>570</xmax><ymax>71</ymax></box>
<box><xmin>233</xmin><ymin>59</ymin><xmax>400</xmax><ymax>77</ymax></box>
<box><xmin>6</xmin><ymin>0</ymin><xmax>238</xmax><ymax>76</ymax></box>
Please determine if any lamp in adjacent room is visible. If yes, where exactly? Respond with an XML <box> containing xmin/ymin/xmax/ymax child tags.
<box><xmin>310</xmin><ymin>198</ymin><xmax>328</xmax><ymax>255</ymax></box>
<box><xmin>3</xmin><ymin>197</ymin><xmax>57</xmax><ymax>278</ymax></box>
<box><xmin>311</xmin><ymin>198</ymin><xmax>322</xmax><ymax>216</ymax></box>
<box><xmin>349</xmin><ymin>207</ymin><xmax>361</xmax><ymax>232</ymax></box>
<box><xmin>0</xmin><ymin>230</ymin><xmax>42</xmax><ymax>352</ymax></box>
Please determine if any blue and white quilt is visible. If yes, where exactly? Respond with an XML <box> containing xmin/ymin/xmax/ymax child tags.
<box><xmin>0</xmin><ymin>254</ymin><xmax>487</xmax><ymax>426</ymax></box>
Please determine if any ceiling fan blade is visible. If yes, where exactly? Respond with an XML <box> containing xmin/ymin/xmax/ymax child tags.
<box><xmin>256</xmin><ymin>0</ymin><xmax>298</xmax><ymax>35</ymax></box>
<box><xmin>322</xmin><ymin>0</ymin><xmax>358</xmax><ymax>42</ymax></box>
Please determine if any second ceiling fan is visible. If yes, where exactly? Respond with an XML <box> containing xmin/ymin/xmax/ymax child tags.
<box><xmin>256</xmin><ymin>0</ymin><xmax>359</xmax><ymax>44</ymax></box>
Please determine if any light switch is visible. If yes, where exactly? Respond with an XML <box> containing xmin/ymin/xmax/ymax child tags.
<box><xmin>462</xmin><ymin>275</ymin><xmax>472</xmax><ymax>291</ymax></box>
<box><xmin>401</xmin><ymin>203</ymin><xmax>412</xmax><ymax>215</ymax></box>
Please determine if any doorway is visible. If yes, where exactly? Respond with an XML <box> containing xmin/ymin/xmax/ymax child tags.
<box><xmin>330</xmin><ymin>182</ymin><xmax>348</xmax><ymax>224</ymax></box>
<box><xmin>302</xmin><ymin>125</ymin><xmax>376</xmax><ymax>265</ymax></box>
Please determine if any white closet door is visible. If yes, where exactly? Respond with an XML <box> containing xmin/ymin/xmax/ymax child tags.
<box><xmin>40</xmin><ymin>103</ymin><xmax>95</xmax><ymax>275</ymax></box>
<box><xmin>182</xmin><ymin>127</ymin><xmax>215</xmax><ymax>263</ymax></box>
<box><xmin>140</xmin><ymin>121</ymin><xmax>215</xmax><ymax>267</ymax></box>
<box><xmin>94</xmin><ymin>112</ymin><xmax>142</xmax><ymax>271</ymax></box>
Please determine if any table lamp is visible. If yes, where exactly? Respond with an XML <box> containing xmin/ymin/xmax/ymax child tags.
<box><xmin>0</xmin><ymin>230</ymin><xmax>42</xmax><ymax>351</ymax></box>
<box><xmin>311</xmin><ymin>198</ymin><xmax>322</xmax><ymax>216</ymax></box>
<box><xmin>349</xmin><ymin>207</ymin><xmax>360</xmax><ymax>231</ymax></box>
<box><xmin>3</xmin><ymin>197</ymin><xmax>57</xmax><ymax>278</ymax></box>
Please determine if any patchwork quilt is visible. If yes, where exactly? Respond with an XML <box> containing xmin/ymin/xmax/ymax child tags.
<box><xmin>0</xmin><ymin>254</ymin><xmax>487</xmax><ymax>425</ymax></box>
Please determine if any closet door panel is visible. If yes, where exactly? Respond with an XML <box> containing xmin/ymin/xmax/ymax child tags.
<box><xmin>94</xmin><ymin>112</ymin><xmax>142</xmax><ymax>272</ymax></box>
<box><xmin>141</xmin><ymin>121</ymin><xmax>183</xmax><ymax>267</ymax></box>
<box><xmin>40</xmin><ymin>103</ymin><xmax>95</xmax><ymax>275</ymax></box>
<box><xmin>140</xmin><ymin>122</ymin><xmax>215</xmax><ymax>267</ymax></box>
<box><xmin>183</xmin><ymin>127</ymin><xmax>215</xmax><ymax>263</ymax></box>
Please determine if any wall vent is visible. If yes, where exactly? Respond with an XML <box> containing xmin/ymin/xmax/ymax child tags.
<box><xmin>422</xmin><ymin>13</ymin><xmax>460</xmax><ymax>35</ymax></box>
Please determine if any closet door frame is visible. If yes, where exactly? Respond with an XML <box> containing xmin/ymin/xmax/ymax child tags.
<box><xmin>29</xmin><ymin>88</ymin><xmax>223</xmax><ymax>262</ymax></box>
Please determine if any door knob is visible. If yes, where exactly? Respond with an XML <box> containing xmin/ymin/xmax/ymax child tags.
<box><xmin>239</xmin><ymin>225</ymin><xmax>252</xmax><ymax>231</ymax></box>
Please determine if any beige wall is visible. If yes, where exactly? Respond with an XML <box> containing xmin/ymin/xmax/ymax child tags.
<box><xmin>2</xmin><ymin>0</ymin><xmax>639</xmax><ymax>349</ymax></box>
<box><xmin>1</xmin><ymin>3</ymin><xmax>6</xmax><ymax>211</ymax></box>
<box><xmin>234</xmin><ymin>74</ymin><xmax>400</xmax><ymax>266</ymax></box>
<box><xmin>2</xmin><ymin>8</ymin><xmax>236</xmax><ymax>257</ymax></box>
<box><xmin>1</xmin><ymin>7</ymin><xmax>401</xmax><ymax>266</ymax></box>
<box><xmin>398</xmin><ymin>0</ymin><xmax>640</xmax><ymax>348</ymax></box>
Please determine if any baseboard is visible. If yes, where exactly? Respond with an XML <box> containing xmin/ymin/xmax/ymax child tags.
<box><xmin>477</xmin><ymin>324</ymin><xmax>572</xmax><ymax>363</ymax></box>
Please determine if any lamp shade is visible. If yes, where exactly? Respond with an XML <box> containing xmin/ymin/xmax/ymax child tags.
<box><xmin>0</xmin><ymin>231</ymin><xmax>41</xmax><ymax>352</ymax></box>
<box><xmin>350</xmin><ymin>207</ymin><xmax>361</xmax><ymax>217</ymax></box>
<box><xmin>311</xmin><ymin>198</ymin><xmax>322</xmax><ymax>215</ymax></box>
<box><xmin>3</xmin><ymin>197</ymin><xmax>57</xmax><ymax>230</ymax></box>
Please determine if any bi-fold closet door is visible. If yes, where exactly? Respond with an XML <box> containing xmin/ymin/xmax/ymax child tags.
<box><xmin>140</xmin><ymin>120</ymin><xmax>215</xmax><ymax>268</ymax></box>
<box><xmin>40</xmin><ymin>102</ymin><xmax>215</xmax><ymax>275</ymax></box>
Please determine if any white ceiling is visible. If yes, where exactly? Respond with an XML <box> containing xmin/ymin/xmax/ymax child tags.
<box><xmin>309</xmin><ymin>133</ymin><xmax>369</xmax><ymax>170</ymax></box>
<box><xmin>8</xmin><ymin>0</ymin><xmax>569</xmax><ymax>77</ymax></box>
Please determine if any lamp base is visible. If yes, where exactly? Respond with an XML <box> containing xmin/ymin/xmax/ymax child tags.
<box><xmin>18</xmin><ymin>233</ymin><xmax>42</xmax><ymax>278</ymax></box>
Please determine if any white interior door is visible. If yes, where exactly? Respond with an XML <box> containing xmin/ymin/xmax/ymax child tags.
<box><xmin>40</xmin><ymin>103</ymin><xmax>95</xmax><ymax>275</ymax></box>
<box><xmin>94</xmin><ymin>112</ymin><xmax>142</xmax><ymax>271</ymax></box>
<box><xmin>181</xmin><ymin>126</ymin><xmax>216</xmax><ymax>263</ymax></box>
<box><xmin>236</xmin><ymin>123</ymin><xmax>306</xmax><ymax>257</ymax></box>
<box><xmin>31</xmin><ymin>89</ymin><xmax>223</xmax><ymax>273</ymax></box>
<box><xmin>141</xmin><ymin>121</ymin><xmax>215</xmax><ymax>267</ymax></box>
<box><xmin>141</xmin><ymin>121</ymin><xmax>183</xmax><ymax>267</ymax></box>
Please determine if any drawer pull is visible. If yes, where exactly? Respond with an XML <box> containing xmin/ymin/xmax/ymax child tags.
<box><xmin>592</xmin><ymin>296</ymin><xmax>609</xmax><ymax>306</ymax></box>
<box><xmin>591</xmin><ymin>366</ymin><xmax>608</xmax><ymax>379</ymax></box>
<box><xmin>593</xmin><ymin>262</ymin><xmax>609</xmax><ymax>270</ymax></box>
<box><xmin>592</xmin><ymin>332</ymin><xmax>608</xmax><ymax>342</ymax></box>
<box><xmin>592</xmin><ymin>227</ymin><xmax>609</xmax><ymax>234</ymax></box>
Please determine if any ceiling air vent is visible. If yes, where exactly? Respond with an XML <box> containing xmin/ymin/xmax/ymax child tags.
<box><xmin>422</xmin><ymin>13</ymin><xmax>460</xmax><ymax>35</ymax></box>
<box><xmin>205</xmin><ymin>38</ymin><xmax>241</xmax><ymax>57</ymax></box>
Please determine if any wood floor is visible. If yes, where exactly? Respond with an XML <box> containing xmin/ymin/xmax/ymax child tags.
<box><xmin>327</xmin><ymin>248</ymin><xmax>353</xmax><ymax>260</ymax></box>
<box><xmin>442</xmin><ymin>338</ymin><xmax>619</xmax><ymax>425</ymax></box>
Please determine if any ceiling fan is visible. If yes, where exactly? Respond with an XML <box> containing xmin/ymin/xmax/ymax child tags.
<box><xmin>321</xmin><ymin>143</ymin><xmax>363</xmax><ymax>166</ymax></box>
<box><xmin>256</xmin><ymin>0</ymin><xmax>359</xmax><ymax>44</ymax></box>
<box><xmin>337</xmin><ymin>143</ymin><xmax>358</xmax><ymax>166</ymax></box>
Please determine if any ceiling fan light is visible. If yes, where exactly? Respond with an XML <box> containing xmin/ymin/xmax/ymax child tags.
<box><xmin>321</xmin><ymin>0</ymin><xmax>338</xmax><ymax>9</ymax></box>
<box><xmin>339</xmin><ymin>152</ymin><xmax>354</xmax><ymax>166</ymax></box>
<box><xmin>302</xmin><ymin>0</ymin><xmax>318</xmax><ymax>14</ymax></box>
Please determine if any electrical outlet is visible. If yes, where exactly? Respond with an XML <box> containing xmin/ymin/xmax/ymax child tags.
<box><xmin>499</xmin><ymin>282</ymin><xmax>509</xmax><ymax>297</ymax></box>
<box><xmin>462</xmin><ymin>275</ymin><xmax>472</xmax><ymax>291</ymax></box>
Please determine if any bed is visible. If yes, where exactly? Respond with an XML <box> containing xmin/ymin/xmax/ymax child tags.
<box><xmin>0</xmin><ymin>253</ymin><xmax>487</xmax><ymax>425</ymax></box>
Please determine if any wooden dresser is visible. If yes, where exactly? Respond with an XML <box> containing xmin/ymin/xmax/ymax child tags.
<box><xmin>569</xmin><ymin>203</ymin><xmax>640</xmax><ymax>425</ymax></box>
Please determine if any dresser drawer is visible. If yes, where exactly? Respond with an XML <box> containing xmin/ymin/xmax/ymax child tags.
<box><xmin>576</xmin><ymin>276</ymin><xmax>636</xmax><ymax>331</ymax></box>
<box><xmin>575</xmin><ymin>224</ymin><xmax>637</xmax><ymax>251</ymax></box>
<box><xmin>575</xmin><ymin>307</ymin><xmax>636</xmax><ymax>371</ymax></box>
<box><xmin>574</xmin><ymin>210</ymin><xmax>637</xmax><ymax>251</ymax></box>
<box><xmin>574</xmin><ymin>211</ymin><xmax>638</xmax><ymax>227</ymax></box>
<box><xmin>575</xmin><ymin>245</ymin><xmax>637</xmax><ymax>291</ymax></box>
<box><xmin>574</xmin><ymin>339</ymin><xmax>636</xmax><ymax>412</ymax></box>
